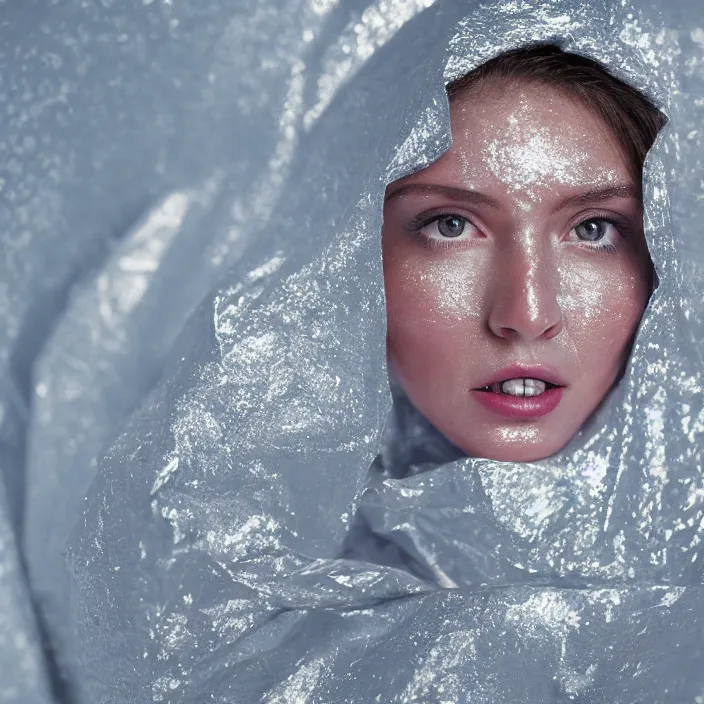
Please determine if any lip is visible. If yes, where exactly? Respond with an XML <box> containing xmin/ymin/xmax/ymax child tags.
<box><xmin>471</xmin><ymin>386</ymin><xmax>564</xmax><ymax>420</ymax></box>
<box><xmin>470</xmin><ymin>364</ymin><xmax>567</xmax><ymax>421</ymax></box>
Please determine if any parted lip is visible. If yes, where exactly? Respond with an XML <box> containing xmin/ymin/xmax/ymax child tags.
<box><xmin>473</xmin><ymin>364</ymin><xmax>568</xmax><ymax>390</ymax></box>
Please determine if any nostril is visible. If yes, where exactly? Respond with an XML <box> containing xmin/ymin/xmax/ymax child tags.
<box><xmin>542</xmin><ymin>317</ymin><xmax>563</xmax><ymax>340</ymax></box>
<box><xmin>489</xmin><ymin>314</ymin><xmax>563</xmax><ymax>341</ymax></box>
<box><xmin>494</xmin><ymin>325</ymin><xmax>518</xmax><ymax>340</ymax></box>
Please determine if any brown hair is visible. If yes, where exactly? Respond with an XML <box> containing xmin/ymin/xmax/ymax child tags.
<box><xmin>447</xmin><ymin>44</ymin><xmax>665</xmax><ymax>182</ymax></box>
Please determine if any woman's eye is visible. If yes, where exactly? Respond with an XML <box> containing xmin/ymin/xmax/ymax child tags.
<box><xmin>573</xmin><ymin>218</ymin><xmax>615</xmax><ymax>243</ymax></box>
<box><xmin>568</xmin><ymin>217</ymin><xmax>625</xmax><ymax>252</ymax></box>
<box><xmin>422</xmin><ymin>215</ymin><xmax>468</xmax><ymax>239</ymax></box>
<box><xmin>437</xmin><ymin>215</ymin><xmax>466</xmax><ymax>238</ymax></box>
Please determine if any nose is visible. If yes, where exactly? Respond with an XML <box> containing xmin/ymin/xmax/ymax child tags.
<box><xmin>487</xmin><ymin>244</ymin><xmax>563</xmax><ymax>341</ymax></box>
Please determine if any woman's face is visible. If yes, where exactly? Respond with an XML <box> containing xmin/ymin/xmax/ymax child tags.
<box><xmin>383</xmin><ymin>80</ymin><xmax>653</xmax><ymax>462</ymax></box>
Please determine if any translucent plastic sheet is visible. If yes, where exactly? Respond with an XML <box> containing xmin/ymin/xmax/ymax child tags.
<box><xmin>1</xmin><ymin>0</ymin><xmax>703</xmax><ymax>702</ymax></box>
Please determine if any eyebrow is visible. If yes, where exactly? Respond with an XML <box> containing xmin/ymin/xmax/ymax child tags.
<box><xmin>554</xmin><ymin>184</ymin><xmax>640</xmax><ymax>211</ymax></box>
<box><xmin>384</xmin><ymin>184</ymin><xmax>502</xmax><ymax>210</ymax></box>
<box><xmin>384</xmin><ymin>182</ymin><xmax>640</xmax><ymax>212</ymax></box>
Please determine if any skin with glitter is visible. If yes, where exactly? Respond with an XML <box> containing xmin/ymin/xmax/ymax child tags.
<box><xmin>383</xmin><ymin>81</ymin><xmax>653</xmax><ymax>462</ymax></box>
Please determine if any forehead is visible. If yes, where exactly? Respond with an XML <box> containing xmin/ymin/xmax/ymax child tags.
<box><xmin>410</xmin><ymin>81</ymin><xmax>631</xmax><ymax>201</ymax></box>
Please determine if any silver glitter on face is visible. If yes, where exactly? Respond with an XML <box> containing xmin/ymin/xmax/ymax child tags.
<box><xmin>483</xmin><ymin>122</ymin><xmax>620</xmax><ymax>200</ymax></box>
<box><xmin>477</xmin><ymin>90</ymin><xmax>622</xmax><ymax>201</ymax></box>
<box><xmin>402</xmin><ymin>258</ymin><xmax>484</xmax><ymax>319</ymax></box>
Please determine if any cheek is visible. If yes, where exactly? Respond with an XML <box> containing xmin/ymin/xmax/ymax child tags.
<box><xmin>384</xmin><ymin>249</ymin><xmax>487</xmax><ymax>337</ymax></box>
<box><xmin>557</xmin><ymin>255</ymin><xmax>649</xmax><ymax>365</ymax></box>
<box><xmin>383</xmin><ymin>246</ymin><xmax>489</xmax><ymax>383</ymax></box>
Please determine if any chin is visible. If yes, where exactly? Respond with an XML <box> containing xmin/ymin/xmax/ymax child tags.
<box><xmin>457</xmin><ymin>434</ymin><xmax>570</xmax><ymax>463</ymax></box>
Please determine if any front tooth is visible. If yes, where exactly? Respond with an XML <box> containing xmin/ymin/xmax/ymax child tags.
<box><xmin>499</xmin><ymin>378</ymin><xmax>547</xmax><ymax>396</ymax></box>
<box><xmin>500</xmin><ymin>379</ymin><xmax>526</xmax><ymax>396</ymax></box>
<box><xmin>524</xmin><ymin>378</ymin><xmax>546</xmax><ymax>396</ymax></box>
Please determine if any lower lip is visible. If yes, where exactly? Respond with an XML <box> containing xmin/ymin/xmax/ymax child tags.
<box><xmin>471</xmin><ymin>387</ymin><xmax>564</xmax><ymax>420</ymax></box>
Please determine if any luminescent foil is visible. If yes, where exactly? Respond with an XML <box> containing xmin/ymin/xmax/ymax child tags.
<box><xmin>1</xmin><ymin>0</ymin><xmax>703</xmax><ymax>702</ymax></box>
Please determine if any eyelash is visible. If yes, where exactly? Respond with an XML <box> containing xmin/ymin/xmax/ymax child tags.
<box><xmin>406</xmin><ymin>210</ymin><xmax>632</xmax><ymax>253</ymax></box>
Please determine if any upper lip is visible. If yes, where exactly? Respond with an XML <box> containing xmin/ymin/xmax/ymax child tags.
<box><xmin>473</xmin><ymin>364</ymin><xmax>568</xmax><ymax>390</ymax></box>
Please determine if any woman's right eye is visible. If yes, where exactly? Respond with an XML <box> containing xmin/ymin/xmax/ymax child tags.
<box><xmin>421</xmin><ymin>215</ymin><xmax>470</xmax><ymax>240</ymax></box>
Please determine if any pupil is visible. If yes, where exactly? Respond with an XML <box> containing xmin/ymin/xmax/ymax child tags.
<box><xmin>439</xmin><ymin>216</ymin><xmax>465</xmax><ymax>238</ymax></box>
<box><xmin>578</xmin><ymin>219</ymin><xmax>605</xmax><ymax>241</ymax></box>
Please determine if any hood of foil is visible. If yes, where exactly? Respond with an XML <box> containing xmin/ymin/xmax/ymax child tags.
<box><xmin>2</xmin><ymin>0</ymin><xmax>704</xmax><ymax>702</ymax></box>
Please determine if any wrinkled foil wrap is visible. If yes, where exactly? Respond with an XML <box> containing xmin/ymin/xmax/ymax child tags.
<box><xmin>1</xmin><ymin>0</ymin><xmax>703</xmax><ymax>702</ymax></box>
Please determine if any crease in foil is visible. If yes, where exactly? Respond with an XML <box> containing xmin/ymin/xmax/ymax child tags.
<box><xmin>302</xmin><ymin>0</ymin><xmax>438</xmax><ymax>129</ymax></box>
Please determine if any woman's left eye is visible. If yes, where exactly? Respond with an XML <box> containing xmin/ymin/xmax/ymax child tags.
<box><xmin>570</xmin><ymin>217</ymin><xmax>619</xmax><ymax>249</ymax></box>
